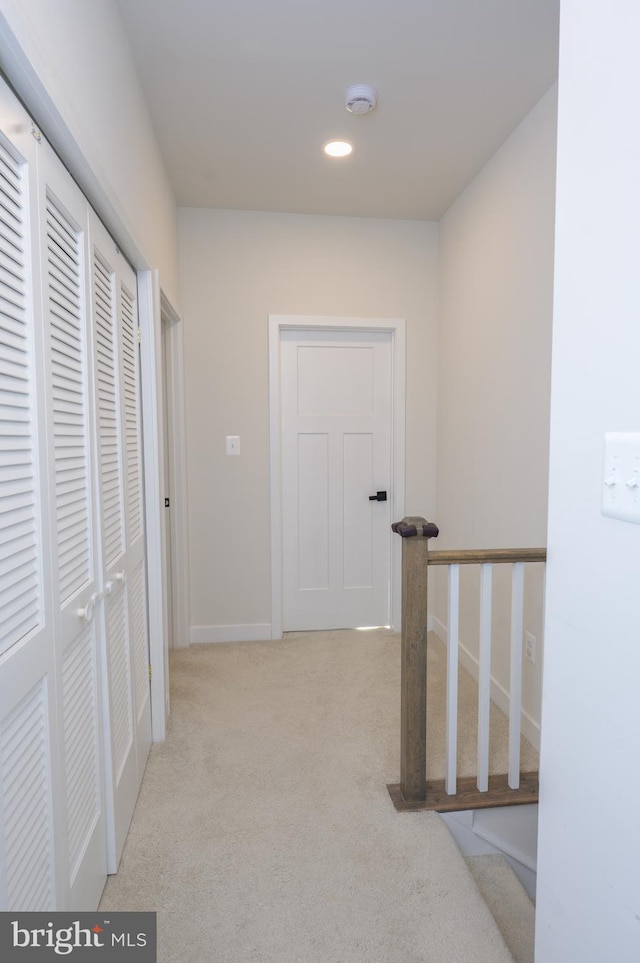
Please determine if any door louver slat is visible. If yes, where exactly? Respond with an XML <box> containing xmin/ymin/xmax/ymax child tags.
<box><xmin>107</xmin><ymin>588</ymin><xmax>133</xmax><ymax>781</ymax></box>
<box><xmin>1</xmin><ymin>680</ymin><xmax>55</xmax><ymax>910</ymax></box>
<box><xmin>94</xmin><ymin>250</ymin><xmax>124</xmax><ymax>567</ymax></box>
<box><xmin>130</xmin><ymin>561</ymin><xmax>149</xmax><ymax>722</ymax></box>
<box><xmin>46</xmin><ymin>194</ymin><xmax>91</xmax><ymax>604</ymax></box>
<box><xmin>0</xmin><ymin>138</ymin><xmax>41</xmax><ymax>657</ymax></box>
<box><xmin>121</xmin><ymin>283</ymin><xmax>142</xmax><ymax>543</ymax></box>
<box><xmin>62</xmin><ymin>628</ymin><xmax>100</xmax><ymax>881</ymax></box>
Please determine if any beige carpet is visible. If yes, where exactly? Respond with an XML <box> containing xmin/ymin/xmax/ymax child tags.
<box><xmin>466</xmin><ymin>855</ymin><xmax>535</xmax><ymax>963</ymax></box>
<box><xmin>100</xmin><ymin>630</ymin><xmax>525</xmax><ymax>962</ymax></box>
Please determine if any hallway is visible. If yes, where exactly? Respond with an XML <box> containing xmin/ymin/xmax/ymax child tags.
<box><xmin>99</xmin><ymin>630</ymin><xmax>519</xmax><ymax>961</ymax></box>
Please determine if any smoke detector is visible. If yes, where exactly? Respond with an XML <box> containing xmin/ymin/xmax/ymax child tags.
<box><xmin>345</xmin><ymin>84</ymin><xmax>378</xmax><ymax>115</ymax></box>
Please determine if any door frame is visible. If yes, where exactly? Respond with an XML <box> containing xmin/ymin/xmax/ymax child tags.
<box><xmin>268</xmin><ymin>315</ymin><xmax>406</xmax><ymax>637</ymax></box>
<box><xmin>138</xmin><ymin>270</ymin><xmax>169</xmax><ymax>741</ymax></box>
<box><xmin>160</xmin><ymin>290</ymin><xmax>191</xmax><ymax>653</ymax></box>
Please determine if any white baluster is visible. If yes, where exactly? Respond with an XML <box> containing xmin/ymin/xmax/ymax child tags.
<box><xmin>477</xmin><ymin>563</ymin><xmax>492</xmax><ymax>792</ymax></box>
<box><xmin>508</xmin><ymin>562</ymin><xmax>525</xmax><ymax>788</ymax></box>
<box><xmin>446</xmin><ymin>564</ymin><xmax>460</xmax><ymax>795</ymax></box>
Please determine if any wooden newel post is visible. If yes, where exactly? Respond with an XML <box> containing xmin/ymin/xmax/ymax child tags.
<box><xmin>391</xmin><ymin>516</ymin><xmax>439</xmax><ymax>804</ymax></box>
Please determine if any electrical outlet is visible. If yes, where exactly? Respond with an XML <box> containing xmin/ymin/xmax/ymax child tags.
<box><xmin>225</xmin><ymin>435</ymin><xmax>240</xmax><ymax>456</ymax></box>
<box><xmin>525</xmin><ymin>632</ymin><xmax>536</xmax><ymax>664</ymax></box>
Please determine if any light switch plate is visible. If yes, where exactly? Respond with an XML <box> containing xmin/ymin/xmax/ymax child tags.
<box><xmin>225</xmin><ymin>435</ymin><xmax>240</xmax><ymax>456</ymax></box>
<box><xmin>602</xmin><ymin>432</ymin><xmax>640</xmax><ymax>523</ymax></box>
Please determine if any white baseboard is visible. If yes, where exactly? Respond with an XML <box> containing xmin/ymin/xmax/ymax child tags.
<box><xmin>441</xmin><ymin>810</ymin><xmax>500</xmax><ymax>858</ymax></box>
<box><xmin>472</xmin><ymin>804</ymin><xmax>538</xmax><ymax>871</ymax></box>
<box><xmin>430</xmin><ymin>616</ymin><xmax>540</xmax><ymax>752</ymax></box>
<box><xmin>442</xmin><ymin>810</ymin><xmax>538</xmax><ymax>901</ymax></box>
<box><xmin>190</xmin><ymin>623</ymin><xmax>272</xmax><ymax>644</ymax></box>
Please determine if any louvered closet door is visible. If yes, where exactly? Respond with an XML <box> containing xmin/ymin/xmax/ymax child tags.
<box><xmin>0</xmin><ymin>87</ymin><xmax>60</xmax><ymax>910</ymax></box>
<box><xmin>37</xmin><ymin>142</ymin><xmax>107</xmax><ymax>910</ymax></box>
<box><xmin>119</xmin><ymin>270</ymin><xmax>152</xmax><ymax>780</ymax></box>
<box><xmin>89</xmin><ymin>212</ymin><xmax>150</xmax><ymax>872</ymax></box>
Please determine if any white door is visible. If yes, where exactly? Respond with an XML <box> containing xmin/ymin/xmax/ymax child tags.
<box><xmin>0</xmin><ymin>77</ymin><xmax>153</xmax><ymax>911</ymax></box>
<box><xmin>281</xmin><ymin>329</ymin><xmax>392</xmax><ymax>630</ymax></box>
<box><xmin>38</xmin><ymin>142</ymin><xmax>108</xmax><ymax>910</ymax></box>
<box><xmin>0</xmin><ymin>88</ymin><xmax>60</xmax><ymax>911</ymax></box>
<box><xmin>88</xmin><ymin>211</ymin><xmax>151</xmax><ymax>872</ymax></box>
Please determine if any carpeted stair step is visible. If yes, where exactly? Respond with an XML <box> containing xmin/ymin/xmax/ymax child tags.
<box><xmin>466</xmin><ymin>854</ymin><xmax>535</xmax><ymax>963</ymax></box>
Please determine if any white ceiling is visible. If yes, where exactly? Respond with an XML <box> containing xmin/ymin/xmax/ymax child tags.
<box><xmin>117</xmin><ymin>0</ymin><xmax>559</xmax><ymax>220</ymax></box>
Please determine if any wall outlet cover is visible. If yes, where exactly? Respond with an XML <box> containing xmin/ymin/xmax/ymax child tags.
<box><xmin>525</xmin><ymin>632</ymin><xmax>536</xmax><ymax>664</ymax></box>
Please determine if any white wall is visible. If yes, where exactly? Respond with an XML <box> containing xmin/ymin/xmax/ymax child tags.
<box><xmin>179</xmin><ymin>209</ymin><xmax>439</xmax><ymax>639</ymax></box>
<box><xmin>0</xmin><ymin>0</ymin><xmax>180</xmax><ymax>307</ymax></box>
<box><xmin>433</xmin><ymin>88</ymin><xmax>557</xmax><ymax>736</ymax></box>
<box><xmin>536</xmin><ymin>3</ymin><xmax>640</xmax><ymax>960</ymax></box>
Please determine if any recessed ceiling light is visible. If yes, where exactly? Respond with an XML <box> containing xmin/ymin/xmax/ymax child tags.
<box><xmin>324</xmin><ymin>140</ymin><xmax>353</xmax><ymax>158</ymax></box>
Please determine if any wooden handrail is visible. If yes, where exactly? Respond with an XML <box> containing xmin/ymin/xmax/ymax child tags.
<box><xmin>427</xmin><ymin>548</ymin><xmax>546</xmax><ymax>566</ymax></box>
<box><xmin>388</xmin><ymin>517</ymin><xmax>547</xmax><ymax>813</ymax></box>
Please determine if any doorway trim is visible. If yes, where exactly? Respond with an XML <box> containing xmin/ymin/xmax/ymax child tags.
<box><xmin>138</xmin><ymin>270</ymin><xmax>169</xmax><ymax>741</ymax></box>
<box><xmin>161</xmin><ymin>290</ymin><xmax>191</xmax><ymax>654</ymax></box>
<box><xmin>268</xmin><ymin>315</ymin><xmax>406</xmax><ymax>638</ymax></box>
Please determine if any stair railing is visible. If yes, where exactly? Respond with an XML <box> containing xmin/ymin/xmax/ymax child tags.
<box><xmin>387</xmin><ymin>516</ymin><xmax>546</xmax><ymax>813</ymax></box>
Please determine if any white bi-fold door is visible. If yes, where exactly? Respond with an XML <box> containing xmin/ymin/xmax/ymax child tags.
<box><xmin>0</xmin><ymin>80</ymin><xmax>151</xmax><ymax>911</ymax></box>
<box><xmin>0</xmin><ymin>79</ymin><xmax>60</xmax><ymax>913</ymax></box>
<box><xmin>281</xmin><ymin>329</ymin><xmax>392</xmax><ymax>631</ymax></box>
<box><xmin>38</xmin><ymin>138</ymin><xmax>107</xmax><ymax>911</ymax></box>
<box><xmin>89</xmin><ymin>213</ymin><xmax>151</xmax><ymax>872</ymax></box>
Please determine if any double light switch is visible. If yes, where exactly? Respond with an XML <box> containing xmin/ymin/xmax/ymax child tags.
<box><xmin>602</xmin><ymin>433</ymin><xmax>640</xmax><ymax>523</ymax></box>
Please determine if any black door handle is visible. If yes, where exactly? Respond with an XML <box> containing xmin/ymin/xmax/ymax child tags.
<box><xmin>369</xmin><ymin>491</ymin><xmax>387</xmax><ymax>502</ymax></box>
